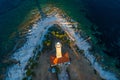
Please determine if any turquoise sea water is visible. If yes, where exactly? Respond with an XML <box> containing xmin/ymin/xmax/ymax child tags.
<box><xmin>0</xmin><ymin>0</ymin><xmax>120</xmax><ymax>79</ymax></box>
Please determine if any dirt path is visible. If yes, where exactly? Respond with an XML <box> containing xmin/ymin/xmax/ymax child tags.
<box><xmin>64</xmin><ymin>45</ymin><xmax>102</xmax><ymax>80</ymax></box>
<box><xmin>32</xmin><ymin>53</ymin><xmax>49</xmax><ymax>80</ymax></box>
<box><xmin>32</xmin><ymin>50</ymin><xmax>57</xmax><ymax>80</ymax></box>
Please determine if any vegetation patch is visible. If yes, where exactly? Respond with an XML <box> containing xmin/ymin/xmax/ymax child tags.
<box><xmin>42</xmin><ymin>24</ymin><xmax>70</xmax><ymax>52</ymax></box>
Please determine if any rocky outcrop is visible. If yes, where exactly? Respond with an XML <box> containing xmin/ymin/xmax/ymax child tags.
<box><xmin>2</xmin><ymin>58</ymin><xmax>20</xmax><ymax>65</ymax></box>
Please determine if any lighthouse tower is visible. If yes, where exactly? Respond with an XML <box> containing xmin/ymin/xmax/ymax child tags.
<box><xmin>55</xmin><ymin>42</ymin><xmax>62</xmax><ymax>58</ymax></box>
<box><xmin>50</xmin><ymin>42</ymin><xmax>69</xmax><ymax>66</ymax></box>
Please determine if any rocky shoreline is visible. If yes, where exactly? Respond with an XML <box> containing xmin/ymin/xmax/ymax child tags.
<box><xmin>5</xmin><ymin>6</ymin><xmax>119</xmax><ymax>80</ymax></box>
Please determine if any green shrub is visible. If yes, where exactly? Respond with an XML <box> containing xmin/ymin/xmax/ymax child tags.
<box><xmin>22</xmin><ymin>77</ymin><xmax>27</xmax><ymax>80</ymax></box>
<box><xmin>79</xmin><ymin>49</ymin><xmax>84</xmax><ymax>54</ymax></box>
<box><xmin>30</xmin><ymin>62</ymin><xmax>37</xmax><ymax>69</ymax></box>
<box><xmin>26</xmin><ymin>69</ymin><xmax>32</xmax><ymax>76</ymax></box>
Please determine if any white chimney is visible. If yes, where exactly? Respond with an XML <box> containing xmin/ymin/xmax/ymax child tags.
<box><xmin>55</xmin><ymin>42</ymin><xmax>62</xmax><ymax>58</ymax></box>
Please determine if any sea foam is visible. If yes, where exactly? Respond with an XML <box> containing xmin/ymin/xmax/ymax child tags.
<box><xmin>6</xmin><ymin>13</ymin><xmax>118</xmax><ymax>80</ymax></box>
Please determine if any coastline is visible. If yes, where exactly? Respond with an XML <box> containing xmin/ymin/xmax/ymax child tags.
<box><xmin>0</xmin><ymin>7</ymin><xmax>41</xmax><ymax>79</ymax></box>
<box><xmin>5</xmin><ymin>6</ymin><xmax>119</xmax><ymax>80</ymax></box>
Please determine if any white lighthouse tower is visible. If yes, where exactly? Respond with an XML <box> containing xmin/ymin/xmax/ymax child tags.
<box><xmin>55</xmin><ymin>42</ymin><xmax>62</xmax><ymax>58</ymax></box>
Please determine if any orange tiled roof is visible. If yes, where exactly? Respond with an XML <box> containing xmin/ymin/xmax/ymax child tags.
<box><xmin>50</xmin><ymin>52</ymin><xmax>69</xmax><ymax>65</ymax></box>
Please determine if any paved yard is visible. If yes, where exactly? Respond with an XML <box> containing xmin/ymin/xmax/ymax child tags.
<box><xmin>32</xmin><ymin>43</ymin><xmax>102</xmax><ymax>80</ymax></box>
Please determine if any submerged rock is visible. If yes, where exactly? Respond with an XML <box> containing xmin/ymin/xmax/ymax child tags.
<box><xmin>2</xmin><ymin>58</ymin><xmax>20</xmax><ymax>65</ymax></box>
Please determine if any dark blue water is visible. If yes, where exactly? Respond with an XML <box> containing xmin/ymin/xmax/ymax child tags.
<box><xmin>83</xmin><ymin>0</ymin><xmax>120</xmax><ymax>58</ymax></box>
<box><xmin>0</xmin><ymin>0</ymin><xmax>21</xmax><ymax>15</ymax></box>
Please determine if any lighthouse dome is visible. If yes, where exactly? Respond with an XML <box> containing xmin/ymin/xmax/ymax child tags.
<box><xmin>56</xmin><ymin>42</ymin><xmax>62</xmax><ymax>47</ymax></box>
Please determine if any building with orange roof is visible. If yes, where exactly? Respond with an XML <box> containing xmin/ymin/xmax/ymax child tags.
<box><xmin>50</xmin><ymin>42</ymin><xmax>70</xmax><ymax>66</ymax></box>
